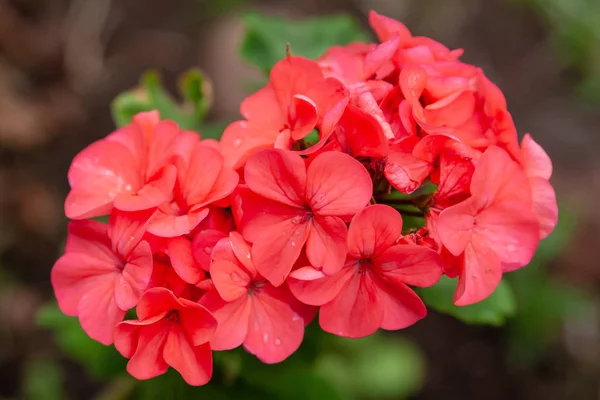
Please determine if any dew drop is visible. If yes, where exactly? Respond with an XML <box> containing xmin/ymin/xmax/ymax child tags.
<box><xmin>124</xmin><ymin>184</ymin><xmax>133</xmax><ymax>192</ymax></box>
<box><xmin>232</xmin><ymin>137</ymin><xmax>243</xmax><ymax>148</ymax></box>
<box><xmin>230</xmin><ymin>272</ymin><xmax>242</xmax><ymax>282</ymax></box>
<box><xmin>291</xmin><ymin>217</ymin><xmax>299</xmax><ymax>225</ymax></box>
<box><xmin>292</xmin><ymin>314</ymin><xmax>300</xmax><ymax>321</ymax></box>
<box><xmin>291</xmin><ymin>241</ymin><xmax>296</xmax><ymax>247</ymax></box>
<box><xmin>274</xmin><ymin>338</ymin><xmax>281</xmax><ymax>345</ymax></box>
<box><xmin>246</xmin><ymin>253</ymin><xmax>251</xmax><ymax>259</ymax></box>
<box><xmin>263</xmin><ymin>333</ymin><xmax>269</xmax><ymax>343</ymax></box>
<box><xmin>203</xmin><ymin>246</ymin><xmax>212</xmax><ymax>255</ymax></box>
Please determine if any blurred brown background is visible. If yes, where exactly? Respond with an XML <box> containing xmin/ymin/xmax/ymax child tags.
<box><xmin>0</xmin><ymin>0</ymin><xmax>599</xmax><ymax>399</ymax></box>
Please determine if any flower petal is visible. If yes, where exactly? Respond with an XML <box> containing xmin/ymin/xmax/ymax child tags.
<box><xmin>454</xmin><ymin>241</ymin><xmax>502</xmax><ymax>306</ymax></box>
<box><xmin>200</xmin><ymin>290</ymin><xmax>251</xmax><ymax>351</ymax></box>
<box><xmin>347</xmin><ymin>204</ymin><xmax>403</xmax><ymax>259</ymax></box>
<box><xmin>374</xmin><ymin>277</ymin><xmax>426</xmax><ymax>330</ymax></box>
<box><xmin>167</xmin><ymin>237</ymin><xmax>204</xmax><ymax>285</ymax></box>
<box><xmin>375</xmin><ymin>244</ymin><xmax>443</xmax><ymax>287</ymax></box>
<box><xmin>125</xmin><ymin>321</ymin><xmax>170</xmax><ymax>380</ymax></box>
<box><xmin>77</xmin><ymin>276</ymin><xmax>125</xmax><ymax>345</ymax></box>
<box><xmin>319</xmin><ymin>271</ymin><xmax>383</xmax><ymax>338</ymax></box>
<box><xmin>244</xmin><ymin>149</ymin><xmax>307</xmax><ymax>207</ymax></box>
<box><xmin>306</xmin><ymin>151</ymin><xmax>372</xmax><ymax>216</ymax></box>
<box><xmin>113</xmin><ymin>165</ymin><xmax>177</xmax><ymax>212</ymax></box>
<box><xmin>288</xmin><ymin>263</ymin><xmax>356</xmax><ymax>306</ymax></box>
<box><xmin>305</xmin><ymin>216</ymin><xmax>347</xmax><ymax>275</ymax></box>
<box><xmin>114</xmin><ymin>241</ymin><xmax>153</xmax><ymax>310</ymax></box>
<box><xmin>163</xmin><ymin>331</ymin><xmax>213</xmax><ymax>387</ymax></box>
<box><xmin>521</xmin><ymin>133</ymin><xmax>552</xmax><ymax>180</ymax></box>
<box><xmin>210</xmin><ymin>237</ymin><xmax>253</xmax><ymax>302</ymax></box>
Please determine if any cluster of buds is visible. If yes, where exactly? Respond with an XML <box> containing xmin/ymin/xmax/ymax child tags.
<box><xmin>51</xmin><ymin>11</ymin><xmax>558</xmax><ymax>385</ymax></box>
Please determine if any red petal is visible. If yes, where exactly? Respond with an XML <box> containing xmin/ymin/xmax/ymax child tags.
<box><xmin>288</xmin><ymin>263</ymin><xmax>355</xmax><ymax>306</ymax></box>
<box><xmin>374</xmin><ymin>277</ymin><xmax>426</xmax><ymax>330</ymax></box>
<box><xmin>145</xmin><ymin>120</ymin><xmax>180</xmax><ymax>179</ymax></box>
<box><xmin>210</xmin><ymin>237</ymin><xmax>252</xmax><ymax>302</ymax></box>
<box><xmin>368</xmin><ymin>10</ymin><xmax>412</xmax><ymax>43</ymax></box>
<box><xmin>347</xmin><ymin>204</ymin><xmax>403</xmax><ymax>259</ymax></box>
<box><xmin>114</xmin><ymin>241</ymin><xmax>153</xmax><ymax>310</ymax></box>
<box><xmin>65</xmin><ymin>140</ymin><xmax>141</xmax><ymax>219</ymax></box>
<box><xmin>77</xmin><ymin>276</ymin><xmax>125</xmax><ymax>345</ymax></box>
<box><xmin>108</xmin><ymin>208</ymin><xmax>156</xmax><ymax>258</ymax></box>
<box><xmin>335</xmin><ymin>104</ymin><xmax>389</xmax><ymax>158</ymax></box>
<box><xmin>244</xmin><ymin>149</ymin><xmax>307</xmax><ymax>207</ymax></box>
<box><xmin>178</xmin><ymin>298</ymin><xmax>217</xmax><ymax>346</ymax></box>
<box><xmin>244</xmin><ymin>286</ymin><xmax>305</xmax><ymax>363</ymax></box>
<box><xmin>200</xmin><ymin>290</ymin><xmax>251</xmax><ymax>351</ymax></box>
<box><xmin>113</xmin><ymin>314</ymin><xmax>165</xmax><ymax>357</ymax></box>
<box><xmin>167</xmin><ymin>237</ymin><xmax>204</xmax><ymax>284</ymax></box>
<box><xmin>385</xmin><ymin>142</ymin><xmax>432</xmax><ymax>194</ymax></box>
<box><xmin>319</xmin><ymin>270</ymin><xmax>383</xmax><ymax>338</ymax></box>
<box><xmin>114</xmin><ymin>165</ymin><xmax>177</xmax><ymax>212</ymax></box>
<box><xmin>290</xmin><ymin>95</ymin><xmax>319</xmax><ymax>140</ymax></box>
<box><xmin>521</xmin><ymin>133</ymin><xmax>552</xmax><ymax>180</ymax></box>
<box><xmin>306</xmin><ymin>151</ymin><xmax>372</xmax><ymax>216</ymax></box>
<box><xmin>529</xmin><ymin>177</ymin><xmax>558</xmax><ymax>239</ymax></box>
<box><xmin>124</xmin><ymin>321</ymin><xmax>170</xmax><ymax>380</ymax></box>
<box><xmin>436</xmin><ymin>197</ymin><xmax>478</xmax><ymax>256</ymax></box>
<box><xmin>136</xmin><ymin>287</ymin><xmax>182</xmax><ymax>321</ymax></box>
<box><xmin>270</xmin><ymin>57</ymin><xmax>324</xmax><ymax>111</ymax></box>
<box><xmin>163</xmin><ymin>330</ymin><xmax>213</xmax><ymax>386</ymax></box>
<box><xmin>191</xmin><ymin>229</ymin><xmax>228</xmax><ymax>272</ymax></box>
<box><xmin>147</xmin><ymin>207</ymin><xmax>209</xmax><ymax>238</ymax></box>
<box><xmin>305</xmin><ymin>216</ymin><xmax>347</xmax><ymax>276</ymax></box>
<box><xmin>64</xmin><ymin>220</ymin><xmax>115</xmax><ymax>263</ymax></box>
<box><xmin>220</xmin><ymin>121</ymin><xmax>281</xmax><ymax>170</ymax></box>
<box><xmin>241</xmin><ymin>85</ymin><xmax>285</xmax><ymax>127</ymax></box>
<box><xmin>454</xmin><ymin>241</ymin><xmax>502</xmax><ymax>306</ymax></box>
<box><xmin>252</xmin><ymin>219</ymin><xmax>310</xmax><ymax>287</ymax></box>
<box><xmin>375</xmin><ymin>244</ymin><xmax>443</xmax><ymax>287</ymax></box>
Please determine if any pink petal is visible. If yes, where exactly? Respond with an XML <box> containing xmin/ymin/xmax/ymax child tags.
<box><xmin>244</xmin><ymin>149</ymin><xmax>307</xmax><ymax>207</ymax></box>
<box><xmin>270</xmin><ymin>56</ymin><xmax>324</xmax><ymax>111</ymax></box>
<box><xmin>220</xmin><ymin>121</ymin><xmax>281</xmax><ymax>170</ymax></box>
<box><xmin>125</xmin><ymin>321</ymin><xmax>170</xmax><ymax>380</ymax></box>
<box><xmin>290</xmin><ymin>95</ymin><xmax>319</xmax><ymax>140</ymax></box>
<box><xmin>385</xmin><ymin>143</ymin><xmax>432</xmax><ymax>194</ymax></box>
<box><xmin>288</xmin><ymin>263</ymin><xmax>356</xmax><ymax>306</ymax></box>
<box><xmin>244</xmin><ymin>286</ymin><xmax>305</xmax><ymax>363</ymax></box>
<box><xmin>374</xmin><ymin>276</ymin><xmax>426</xmax><ymax>330</ymax></box>
<box><xmin>113</xmin><ymin>314</ymin><xmax>166</xmax><ymax>357</ymax></box>
<box><xmin>347</xmin><ymin>204</ymin><xmax>403</xmax><ymax>259</ymax></box>
<box><xmin>210</xmin><ymin>237</ymin><xmax>253</xmax><ymax>301</ymax></box>
<box><xmin>334</xmin><ymin>104</ymin><xmax>389</xmax><ymax>158</ymax></box>
<box><xmin>64</xmin><ymin>220</ymin><xmax>115</xmax><ymax>263</ymax></box>
<box><xmin>178</xmin><ymin>298</ymin><xmax>217</xmax><ymax>346</ymax></box>
<box><xmin>529</xmin><ymin>177</ymin><xmax>558</xmax><ymax>239</ymax></box>
<box><xmin>233</xmin><ymin>186</ymin><xmax>304</xmax><ymax>243</ymax></box>
<box><xmin>65</xmin><ymin>140</ymin><xmax>141</xmax><ymax>219</ymax></box>
<box><xmin>192</xmin><ymin>229</ymin><xmax>228</xmax><ymax>272</ymax></box>
<box><xmin>163</xmin><ymin>326</ymin><xmax>213</xmax><ymax>386</ymax></box>
<box><xmin>114</xmin><ymin>241</ymin><xmax>153</xmax><ymax>310</ymax></box>
<box><xmin>135</xmin><ymin>287</ymin><xmax>182</xmax><ymax>321</ymax></box>
<box><xmin>306</xmin><ymin>151</ymin><xmax>372</xmax><ymax>216</ymax></box>
<box><xmin>147</xmin><ymin>207</ymin><xmax>209</xmax><ymax>238</ymax></box>
<box><xmin>114</xmin><ymin>165</ymin><xmax>177</xmax><ymax>212</ymax></box>
<box><xmin>145</xmin><ymin>120</ymin><xmax>180</xmax><ymax>179</ymax></box>
<box><xmin>475</xmin><ymin>201</ymin><xmax>540</xmax><ymax>267</ymax></box>
<box><xmin>368</xmin><ymin>10</ymin><xmax>412</xmax><ymax>43</ymax></box>
<box><xmin>200</xmin><ymin>168</ymin><xmax>239</xmax><ymax>207</ymax></box>
<box><xmin>108</xmin><ymin>208</ymin><xmax>156</xmax><ymax>258</ymax></box>
<box><xmin>77</xmin><ymin>276</ymin><xmax>125</xmax><ymax>345</ymax></box>
<box><xmin>319</xmin><ymin>270</ymin><xmax>383</xmax><ymax>338</ymax></box>
<box><xmin>200</xmin><ymin>290</ymin><xmax>251</xmax><ymax>351</ymax></box>
<box><xmin>375</xmin><ymin>244</ymin><xmax>443</xmax><ymax>287</ymax></box>
<box><xmin>167</xmin><ymin>237</ymin><xmax>204</xmax><ymax>285</ymax></box>
<box><xmin>470</xmin><ymin>146</ymin><xmax>531</xmax><ymax>207</ymax></box>
<box><xmin>521</xmin><ymin>133</ymin><xmax>552</xmax><ymax>180</ymax></box>
<box><xmin>454</xmin><ymin>241</ymin><xmax>502</xmax><ymax>306</ymax></box>
<box><xmin>241</xmin><ymin>85</ymin><xmax>286</xmax><ymax>127</ymax></box>
<box><xmin>436</xmin><ymin>197</ymin><xmax>478</xmax><ymax>256</ymax></box>
<box><xmin>305</xmin><ymin>216</ymin><xmax>347</xmax><ymax>276</ymax></box>
<box><xmin>252</xmin><ymin>219</ymin><xmax>310</xmax><ymax>287</ymax></box>
<box><xmin>228</xmin><ymin>231</ymin><xmax>257</xmax><ymax>275</ymax></box>
<box><xmin>51</xmin><ymin>252</ymin><xmax>116</xmax><ymax>316</ymax></box>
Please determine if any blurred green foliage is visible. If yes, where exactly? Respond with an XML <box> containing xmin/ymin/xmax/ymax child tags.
<box><xmin>418</xmin><ymin>277</ymin><xmax>517</xmax><ymax>326</ymax></box>
<box><xmin>239</xmin><ymin>12</ymin><xmax>369</xmax><ymax>73</ymax></box>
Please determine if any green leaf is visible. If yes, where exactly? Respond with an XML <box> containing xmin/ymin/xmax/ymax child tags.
<box><xmin>21</xmin><ymin>358</ymin><xmax>65</xmax><ymax>400</ymax></box>
<box><xmin>315</xmin><ymin>333</ymin><xmax>425</xmax><ymax>399</ymax></box>
<box><xmin>111</xmin><ymin>69</ymin><xmax>212</xmax><ymax>131</ymax></box>
<box><xmin>417</xmin><ymin>276</ymin><xmax>517</xmax><ymax>326</ymax></box>
<box><xmin>36</xmin><ymin>303</ymin><xmax>127</xmax><ymax>380</ymax></box>
<box><xmin>240</xmin><ymin>12</ymin><xmax>370</xmax><ymax>73</ymax></box>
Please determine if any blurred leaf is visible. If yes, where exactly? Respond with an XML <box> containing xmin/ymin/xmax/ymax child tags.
<box><xmin>36</xmin><ymin>303</ymin><xmax>126</xmax><ymax>380</ymax></box>
<box><xmin>22</xmin><ymin>358</ymin><xmax>65</xmax><ymax>400</ymax></box>
<box><xmin>418</xmin><ymin>276</ymin><xmax>516</xmax><ymax>326</ymax></box>
<box><xmin>315</xmin><ymin>333</ymin><xmax>425</xmax><ymax>399</ymax></box>
<box><xmin>240</xmin><ymin>12</ymin><xmax>369</xmax><ymax>73</ymax></box>
<box><xmin>111</xmin><ymin>69</ymin><xmax>212</xmax><ymax>131</ymax></box>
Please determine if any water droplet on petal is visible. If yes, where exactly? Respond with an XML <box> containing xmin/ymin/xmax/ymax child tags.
<box><xmin>246</xmin><ymin>253</ymin><xmax>251</xmax><ymax>259</ymax></box>
<box><xmin>274</xmin><ymin>338</ymin><xmax>281</xmax><ymax>345</ymax></box>
<box><xmin>124</xmin><ymin>184</ymin><xmax>133</xmax><ymax>192</ymax></box>
<box><xmin>230</xmin><ymin>272</ymin><xmax>242</xmax><ymax>282</ymax></box>
<box><xmin>291</xmin><ymin>241</ymin><xmax>296</xmax><ymax>247</ymax></box>
<box><xmin>203</xmin><ymin>246</ymin><xmax>212</xmax><ymax>255</ymax></box>
<box><xmin>263</xmin><ymin>333</ymin><xmax>269</xmax><ymax>343</ymax></box>
<box><xmin>292</xmin><ymin>314</ymin><xmax>300</xmax><ymax>321</ymax></box>
<box><xmin>233</xmin><ymin>137</ymin><xmax>243</xmax><ymax>148</ymax></box>
<box><xmin>291</xmin><ymin>217</ymin><xmax>299</xmax><ymax>225</ymax></box>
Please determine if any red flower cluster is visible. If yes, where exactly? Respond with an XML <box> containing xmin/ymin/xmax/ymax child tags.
<box><xmin>51</xmin><ymin>11</ymin><xmax>558</xmax><ymax>385</ymax></box>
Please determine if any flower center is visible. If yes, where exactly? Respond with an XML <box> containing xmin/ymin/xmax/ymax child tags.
<box><xmin>357</xmin><ymin>258</ymin><xmax>374</xmax><ymax>274</ymax></box>
<box><xmin>164</xmin><ymin>310</ymin><xmax>179</xmax><ymax>323</ymax></box>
